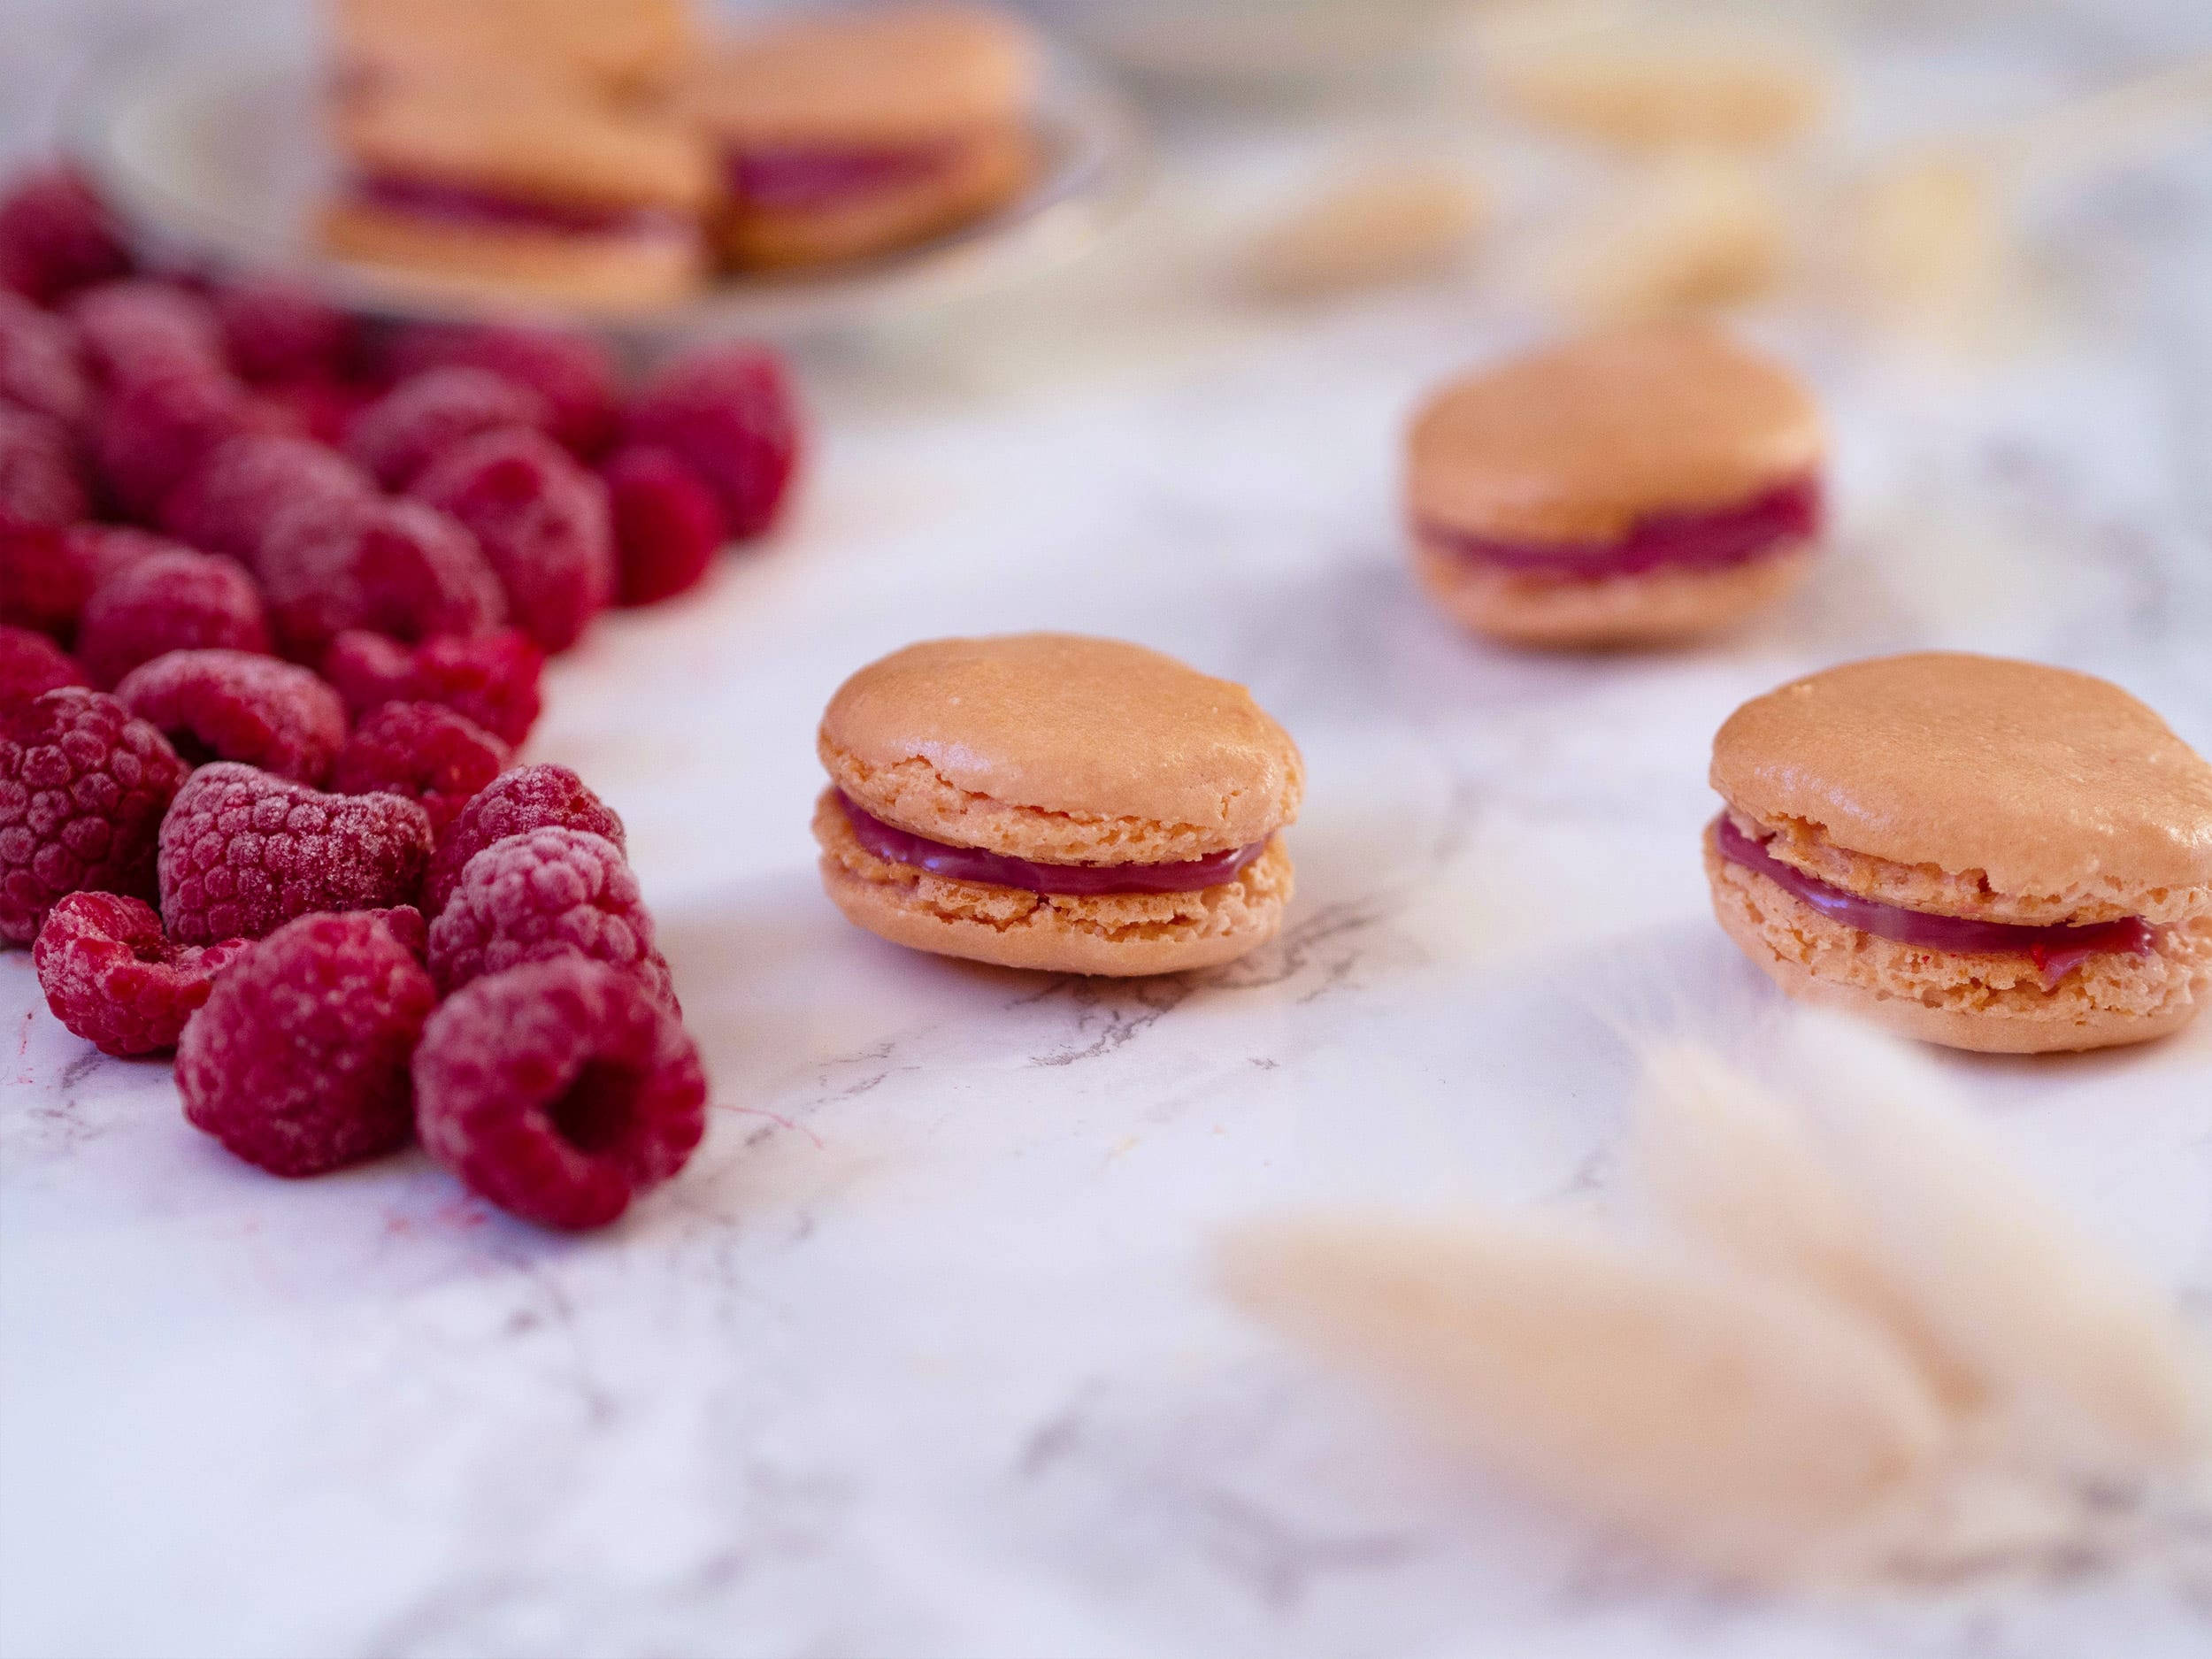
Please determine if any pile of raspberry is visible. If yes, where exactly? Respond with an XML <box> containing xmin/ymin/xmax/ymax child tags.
<box><xmin>0</xmin><ymin>162</ymin><xmax>789</xmax><ymax>1231</ymax></box>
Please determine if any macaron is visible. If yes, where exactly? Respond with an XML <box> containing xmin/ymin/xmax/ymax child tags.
<box><xmin>321</xmin><ymin>83</ymin><xmax>713</xmax><ymax>311</ymax></box>
<box><xmin>1706</xmin><ymin>652</ymin><xmax>2212</xmax><ymax>1053</ymax></box>
<box><xmin>1405</xmin><ymin>323</ymin><xmax>1824</xmax><ymax>648</ymax></box>
<box><xmin>331</xmin><ymin>0</ymin><xmax>696</xmax><ymax>101</ymax></box>
<box><xmin>683</xmin><ymin>5</ymin><xmax>1041</xmax><ymax>270</ymax></box>
<box><xmin>814</xmin><ymin>634</ymin><xmax>1302</xmax><ymax>976</ymax></box>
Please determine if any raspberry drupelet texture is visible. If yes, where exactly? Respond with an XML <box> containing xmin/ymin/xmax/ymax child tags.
<box><xmin>114</xmin><ymin>648</ymin><xmax>346</xmax><ymax>782</ymax></box>
<box><xmin>0</xmin><ymin>523</ymin><xmax>174</xmax><ymax>641</ymax></box>
<box><xmin>1</xmin><ymin>687</ymin><xmax>187</xmax><ymax>945</ymax></box>
<box><xmin>369</xmin><ymin>902</ymin><xmax>428</xmax><ymax>961</ymax></box>
<box><xmin>426</xmin><ymin>826</ymin><xmax>673</xmax><ymax>1006</ymax></box>
<box><xmin>383</xmin><ymin>323</ymin><xmax>620</xmax><ymax>457</ymax></box>
<box><xmin>332</xmin><ymin>701</ymin><xmax>509</xmax><ymax>836</ymax></box>
<box><xmin>159</xmin><ymin>432</ymin><xmax>373</xmax><ymax>570</ymax></box>
<box><xmin>425</xmin><ymin>764</ymin><xmax>623</xmax><ymax>917</ymax></box>
<box><xmin>33</xmin><ymin>889</ymin><xmax>249</xmax><ymax>1056</ymax></box>
<box><xmin>157</xmin><ymin>761</ymin><xmax>433</xmax><ymax>944</ymax></box>
<box><xmin>65</xmin><ymin>280</ymin><xmax>229</xmax><ymax>389</ymax></box>
<box><xmin>345</xmin><ymin>366</ymin><xmax>549</xmax><ymax>491</ymax></box>
<box><xmin>0</xmin><ymin>290</ymin><xmax>92</xmax><ymax>426</ymax></box>
<box><xmin>214</xmin><ymin>279</ymin><xmax>359</xmax><ymax>385</ymax></box>
<box><xmin>413</xmin><ymin>956</ymin><xmax>707</xmax><ymax>1230</ymax></box>
<box><xmin>93</xmin><ymin>369</ymin><xmax>273</xmax><ymax>520</ymax></box>
<box><xmin>258</xmin><ymin>494</ymin><xmax>505</xmax><ymax>658</ymax></box>
<box><xmin>1</xmin><ymin>625</ymin><xmax>88</xmax><ymax>703</ymax></box>
<box><xmin>603</xmin><ymin>445</ymin><xmax>722</xmax><ymax>606</ymax></box>
<box><xmin>0</xmin><ymin>403</ymin><xmax>88</xmax><ymax>530</ymax></box>
<box><xmin>319</xmin><ymin>627</ymin><xmax>542</xmax><ymax>749</ymax></box>
<box><xmin>74</xmin><ymin>548</ymin><xmax>271</xmax><ymax>688</ymax></box>
<box><xmin>409</xmin><ymin>428</ymin><xmax>613</xmax><ymax>651</ymax></box>
<box><xmin>0</xmin><ymin>166</ymin><xmax>131</xmax><ymax>304</ymax></box>
<box><xmin>178</xmin><ymin>910</ymin><xmax>437</xmax><ymax>1177</ymax></box>
<box><xmin>623</xmin><ymin>342</ymin><xmax>801</xmax><ymax>541</ymax></box>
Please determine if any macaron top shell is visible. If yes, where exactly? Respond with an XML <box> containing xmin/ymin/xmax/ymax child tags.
<box><xmin>335</xmin><ymin>0</ymin><xmax>695</xmax><ymax>95</ymax></box>
<box><xmin>1712</xmin><ymin>652</ymin><xmax>2212</xmax><ymax>900</ymax></box>
<box><xmin>820</xmin><ymin>634</ymin><xmax>1302</xmax><ymax>855</ymax></box>
<box><xmin>684</xmin><ymin>5</ymin><xmax>1039</xmax><ymax>148</ymax></box>
<box><xmin>1407</xmin><ymin>323</ymin><xmax>1824</xmax><ymax>544</ymax></box>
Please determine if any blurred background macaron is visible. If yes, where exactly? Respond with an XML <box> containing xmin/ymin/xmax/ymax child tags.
<box><xmin>813</xmin><ymin>633</ymin><xmax>1302</xmax><ymax>976</ymax></box>
<box><xmin>1706</xmin><ymin>652</ymin><xmax>2212</xmax><ymax>1054</ymax></box>
<box><xmin>330</xmin><ymin>0</ymin><xmax>698</xmax><ymax>103</ymax></box>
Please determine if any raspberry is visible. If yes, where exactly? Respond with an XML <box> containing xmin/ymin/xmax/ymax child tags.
<box><xmin>93</xmin><ymin>369</ymin><xmax>272</xmax><ymax>519</ymax></box>
<box><xmin>603</xmin><ymin>445</ymin><xmax>721</xmax><ymax>606</ymax></box>
<box><xmin>258</xmin><ymin>494</ymin><xmax>504</xmax><ymax>657</ymax></box>
<box><xmin>213</xmin><ymin>279</ymin><xmax>357</xmax><ymax>384</ymax></box>
<box><xmin>1</xmin><ymin>625</ymin><xmax>88</xmax><ymax>703</ymax></box>
<box><xmin>157</xmin><ymin>432</ymin><xmax>373</xmax><ymax>571</ymax></box>
<box><xmin>255</xmin><ymin>378</ymin><xmax>374</xmax><ymax>447</ymax></box>
<box><xmin>157</xmin><ymin>760</ymin><xmax>433</xmax><ymax>944</ymax></box>
<box><xmin>0</xmin><ymin>523</ymin><xmax>174</xmax><ymax>641</ymax></box>
<box><xmin>75</xmin><ymin>548</ymin><xmax>271</xmax><ymax>688</ymax></box>
<box><xmin>383</xmin><ymin>323</ymin><xmax>620</xmax><ymax>457</ymax></box>
<box><xmin>113</xmin><ymin>648</ymin><xmax>345</xmax><ymax>782</ymax></box>
<box><xmin>319</xmin><ymin>627</ymin><xmax>542</xmax><ymax>749</ymax></box>
<box><xmin>413</xmin><ymin>957</ymin><xmax>706</xmax><ymax>1230</ymax></box>
<box><xmin>426</xmin><ymin>826</ymin><xmax>673</xmax><ymax>1007</ymax></box>
<box><xmin>345</xmin><ymin>366</ymin><xmax>549</xmax><ymax>490</ymax></box>
<box><xmin>32</xmin><ymin>889</ymin><xmax>248</xmax><ymax>1056</ymax></box>
<box><xmin>425</xmin><ymin>762</ymin><xmax>624</xmax><ymax>917</ymax></box>
<box><xmin>332</xmin><ymin>701</ymin><xmax>509</xmax><ymax>835</ymax></box>
<box><xmin>0</xmin><ymin>166</ymin><xmax>131</xmax><ymax>304</ymax></box>
<box><xmin>0</xmin><ymin>291</ymin><xmax>91</xmax><ymax>427</ymax></box>
<box><xmin>623</xmin><ymin>342</ymin><xmax>801</xmax><ymax>540</ymax></box>
<box><xmin>409</xmin><ymin>428</ymin><xmax>612</xmax><ymax>650</ymax></box>
<box><xmin>0</xmin><ymin>403</ymin><xmax>88</xmax><ymax>529</ymax></box>
<box><xmin>177</xmin><ymin>910</ymin><xmax>436</xmax><ymax>1177</ymax></box>
<box><xmin>0</xmin><ymin>687</ymin><xmax>187</xmax><ymax>944</ymax></box>
<box><xmin>369</xmin><ymin>902</ymin><xmax>428</xmax><ymax>960</ymax></box>
<box><xmin>65</xmin><ymin>280</ymin><xmax>229</xmax><ymax>389</ymax></box>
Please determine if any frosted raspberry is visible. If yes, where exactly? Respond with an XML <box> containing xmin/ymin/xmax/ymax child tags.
<box><xmin>345</xmin><ymin>366</ymin><xmax>549</xmax><ymax>490</ymax></box>
<box><xmin>75</xmin><ymin>548</ymin><xmax>270</xmax><ymax>688</ymax></box>
<box><xmin>332</xmin><ymin>701</ymin><xmax>508</xmax><ymax>835</ymax></box>
<box><xmin>258</xmin><ymin>494</ymin><xmax>504</xmax><ymax>657</ymax></box>
<box><xmin>1</xmin><ymin>625</ymin><xmax>87</xmax><ymax>703</ymax></box>
<box><xmin>603</xmin><ymin>445</ymin><xmax>720</xmax><ymax>606</ymax></box>
<box><xmin>213</xmin><ymin>279</ymin><xmax>358</xmax><ymax>384</ymax></box>
<box><xmin>409</xmin><ymin>428</ymin><xmax>612</xmax><ymax>650</ymax></box>
<box><xmin>0</xmin><ymin>166</ymin><xmax>131</xmax><ymax>304</ymax></box>
<box><xmin>425</xmin><ymin>763</ymin><xmax>624</xmax><ymax>917</ymax></box>
<box><xmin>254</xmin><ymin>378</ymin><xmax>374</xmax><ymax>447</ymax></box>
<box><xmin>157</xmin><ymin>432</ymin><xmax>373</xmax><ymax>570</ymax></box>
<box><xmin>0</xmin><ymin>687</ymin><xmax>187</xmax><ymax>944</ymax></box>
<box><xmin>383</xmin><ymin>323</ymin><xmax>620</xmax><ymax>457</ymax></box>
<box><xmin>177</xmin><ymin>910</ymin><xmax>436</xmax><ymax>1176</ymax></box>
<box><xmin>33</xmin><ymin>889</ymin><xmax>248</xmax><ymax>1056</ymax></box>
<box><xmin>0</xmin><ymin>291</ymin><xmax>91</xmax><ymax>426</ymax></box>
<box><xmin>65</xmin><ymin>280</ymin><xmax>228</xmax><ymax>389</ymax></box>
<box><xmin>319</xmin><ymin>627</ymin><xmax>541</xmax><ymax>749</ymax></box>
<box><xmin>426</xmin><ymin>826</ymin><xmax>673</xmax><ymax>1007</ymax></box>
<box><xmin>0</xmin><ymin>403</ymin><xmax>88</xmax><ymax>529</ymax></box>
<box><xmin>413</xmin><ymin>956</ymin><xmax>706</xmax><ymax>1230</ymax></box>
<box><xmin>113</xmin><ymin>648</ymin><xmax>345</xmax><ymax>782</ymax></box>
<box><xmin>93</xmin><ymin>369</ymin><xmax>273</xmax><ymax>519</ymax></box>
<box><xmin>0</xmin><ymin>523</ymin><xmax>173</xmax><ymax>640</ymax></box>
<box><xmin>369</xmin><ymin>902</ymin><xmax>427</xmax><ymax>960</ymax></box>
<box><xmin>157</xmin><ymin>761</ymin><xmax>433</xmax><ymax>944</ymax></box>
<box><xmin>623</xmin><ymin>342</ymin><xmax>801</xmax><ymax>540</ymax></box>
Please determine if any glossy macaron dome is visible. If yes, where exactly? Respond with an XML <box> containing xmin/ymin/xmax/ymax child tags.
<box><xmin>1706</xmin><ymin>652</ymin><xmax>2212</xmax><ymax>1053</ymax></box>
<box><xmin>1406</xmin><ymin>323</ymin><xmax>1824</xmax><ymax>648</ymax></box>
<box><xmin>814</xmin><ymin>634</ymin><xmax>1303</xmax><ymax>975</ymax></box>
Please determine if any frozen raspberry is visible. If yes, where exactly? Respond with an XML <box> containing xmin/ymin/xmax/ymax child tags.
<box><xmin>0</xmin><ymin>403</ymin><xmax>88</xmax><ymax>529</ymax></box>
<box><xmin>0</xmin><ymin>291</ymin><xmax>91</xmax><ymax>427</ymax></box>
<box><xmin>0</xmin><ymin>165</ymin><xmax>131</xmax><ymax>305</ymax></box>
<box><xmin>157</xmin><ymin>761</ymin><xmax>433</xmax><ymax>944</ymax></box>
<box><xmin>345</xmin><ymin>366</ymin><xmax>549</xmax><ymax>490</ymax></box>
<box><xmin>93</xmin><ymin>369</ymin><xmax>273</xmax><ymax>519</ymax></box>
<box><xmin>409</xmin><ymin>428</ymin><xmax>612</xmax><ymax>651</ymax></box>
<box><xmin>254</xmin><ymin>377</ymin><xmax>374</xmax><ymax>447</ymax></box>
<box><xmin>177</xmin><ymin>910</ymin><xmax>436</xmax><ymax>1176</ymax></box>
<box><xmin>424</xmin><ymin>762</ymin><xmax>623</xmax><ymax>916</ymax></box>
<box><xmin>383</xmin><ymin>322</ymin><xmax>620</xmax><ymax>457</ymax></box>
<box><xmin>0</xmin><ymin>523</ymin><xmax>172</xmax><ymax>641</ymax></box>
<box><xmin>603</xmin><ymin>444</ymin><xmax>721</xmax><ymax>606</ymax></box>
<box><xmin>65</xmin><ymin>280</ymin><xmax>229</xmax><ymax>389</ymax></box>
<box><xmin>33</xmin><ymin>889</ymin><xmax>249</xmax><ymax>1056</ymax></box>
<box><xmin>157</xmin><ymin>432</ymin><xmax>373</xmax><ymax>571</ymax></box>
<box><xmin>368</xmin><ymin>902</ymin><xmax>427</xmax><ymax>960</ymax></box>
<box><xmin>1</xmin><ymin>625</ymin><xmax>88</xmax><ymax>703</ymax></box>
<box><xmin>623</xmin><ymin>342</ymin><xmax>801</xmax><ymax>540</ymax></box>
<box><xmin>413</xmin><ymin>956</ymin><xmax>706</xmax><ymax>1230</ymax></box>
<box><xmin>319</xmin><ymin>627</ymin><xmax>541</xmax><ymax>749</ymax></box>
<box><xmin>0</xmin><ymin>687</ymin><xmax>186</xmax><ymax>944</ymax></box>
<box><xmin>213</xmin><ymin>279</ymin><xmax>358</xmax><ymax>384</ymax></box>
<box><xmin>113</xmin><ymin>649</ymin><xmax>345</xmax><ymax>782</ymax></box>
<box><xmin>258</xmin><ymin>494</ymin><xmax>504</xmax><ymax>658</ymax></box>
<box><xmin>426</xmin><ymin>826</ymin><xmax>673</xmax><ymax>1008</ymax></box>
<box><xmin>75</xmin><ymin>548</ymin><xmax>270</xmax><ymax>688</ymax></box>
<box><xmin>332</xmin><ymin>701</ymin><xmax>509</xmax><ymax>836</ymax></box>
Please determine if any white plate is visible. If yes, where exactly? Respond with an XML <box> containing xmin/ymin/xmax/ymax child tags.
<box><xmin>68</xmin><ymin>1</ymin><xmax>1148</xmax><ymax>339</ymax></box>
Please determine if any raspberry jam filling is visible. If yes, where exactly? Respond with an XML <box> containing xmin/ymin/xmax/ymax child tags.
<box><xmin>1427</xmin><ymin>474</ymin><xmax>1822</xmax><ymax>581</ymax></box>
<box><xmin>349</xmin><ymin>174</ymin><xmax>687</xmax><ymax>240</ymax></box>
<box><xmin>1713</xmin><ymin>815</ymin><xmax>2155</xmax><ymax>988</ymax></box>
<box><xmin>839</xmin><ymin>793</ymin><xmax>1265</xmax><ymax>896</ymax></box>
<box><xmin>725</xmin><ymin>141</ymin><xmax>964</xmax><ymax>212</ymax></box>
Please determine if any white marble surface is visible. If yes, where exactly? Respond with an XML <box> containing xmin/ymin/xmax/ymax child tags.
<box><xmin>5</xmin><ymin>4</ymin><xmax>2212</xmax><ymax>1656</ymax></box>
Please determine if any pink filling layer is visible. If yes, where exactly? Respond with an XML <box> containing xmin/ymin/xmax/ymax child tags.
<box><xmin>1713</xmin><ymin>815</ymin><xmax>2154</xmax><ymax>988</ymax></box>
<box><xmin>726</xmin><ymin>141</ymin><xmax>963</xmax><ymax>212</ymax></box>
<box><xmin>350</xmin><ymin>173</ymin><xmax>686</xmax><ymax>239</ymax></box>
<box><xmin>839</xmin><ymin>793</ymin><xmax>1266</xmax><ymax>896</ymax></box>
<box><xmin>1426</xmin><ymin>474</ymin><xmax>1823</xmax><ymax>580</ymax></box>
